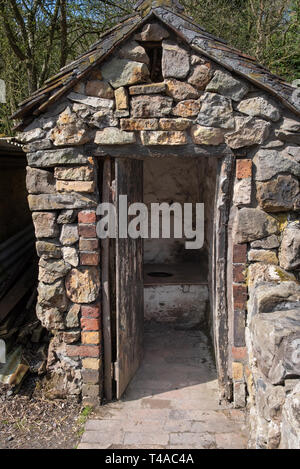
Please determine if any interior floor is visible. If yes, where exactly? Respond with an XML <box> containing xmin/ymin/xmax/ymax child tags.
<box><xmin>80</xmin><ymin>324</ymin><xmax>247</xmax><ymax>449</ymax></box>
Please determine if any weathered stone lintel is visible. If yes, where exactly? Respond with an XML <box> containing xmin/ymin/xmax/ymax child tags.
<box><xmin>90</xmin><ymin>143</ymin><xmax>232</xmax><ymax>160</ymax></box>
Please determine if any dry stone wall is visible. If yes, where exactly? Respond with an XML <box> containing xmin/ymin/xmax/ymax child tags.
<box><xmin>20</xmin><ymin>19</ymin><xmax>300</xmax><ymax>447</ymax></box>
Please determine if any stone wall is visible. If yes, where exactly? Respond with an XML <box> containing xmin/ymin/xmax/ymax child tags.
<box><xmin>19</xmin><ymin>18</ymin><xmax>300</xmax><ymax>446</ymax></box>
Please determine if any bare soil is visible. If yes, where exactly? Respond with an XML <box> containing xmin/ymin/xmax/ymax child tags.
<box><xmin>0</xmin><ymin>375</ymin><xmax>90</xmax><ymax>450</ymax></box>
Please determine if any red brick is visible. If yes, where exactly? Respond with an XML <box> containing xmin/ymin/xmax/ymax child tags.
<box><xmin>79</xmin><ymin>238</ymin><xmax>99</xmax><ymax>252</ymax></box>
<box><xmin>81</xmin><ymin>317</ymin><xmax>100</xmax><ymax>331</ymax></box>
<box><xmin>78</xmin><ymin>224</ymin><xmax>97</xmax><ymax>238</ymax></box>
<box><xmin>81</xmin><ymin>303</ymin><xmax>100</xmax><ymax>318</ymax></box>
<box><xmin>233</xmin><ymin>244</ymin><xmax>247</xmax><ymax>263</ymax></box>
<box><xmin>232</xmin><ymin>346</ymin><xmax>248</xmax><ymax>361</ymax></box>
<box><xmin>233</xmin><ymin>284</ymin><xmax>248</xmax><ymax>310</ymax></box>
<box><xmin>233</xmin><ymin>264</ymin><xmax>245</xmax><ymax>284</ymax></box>
<box><xmin>80</xmin><ymin>252</ymin><xmax>100</xmax><ymax>266</ymax></box>
<box><xmin>78</xmin><ymin>211</ymin><xmax>97</xmax><ymax>224</ymax></box>
<box><xmin>66</xmin><ymin>345</ymin><xmax>100</xmax><ymax>358</ymax></box>
<box><xmin>236</xmin><ymin>159</ymin><xmax>252</xmax><ymax>179</ymax></box>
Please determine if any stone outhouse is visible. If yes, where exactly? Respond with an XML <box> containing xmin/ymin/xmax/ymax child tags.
<box><xmin>13</xmin><ymin>0</ymin><xmax>300</xmax><ymax>449</ymax></box>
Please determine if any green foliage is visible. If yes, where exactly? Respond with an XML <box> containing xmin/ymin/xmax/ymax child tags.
<box><xmin>0</xmin><ymin>0</ymin><xmax>299</xmax><ymax>136</ymax></box>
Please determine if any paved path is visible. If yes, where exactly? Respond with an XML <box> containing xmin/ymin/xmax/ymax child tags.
<box><xmin>79</xmin><ymin>325</ymin><xmax>248</xmax><ymax>449</ymax></box>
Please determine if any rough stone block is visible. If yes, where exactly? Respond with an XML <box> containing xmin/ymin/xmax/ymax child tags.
<box><xmin>256</xmin><ymin>175</ymin><xmax>299</xmax><ymax>212</ymax></box>
<box><xmin>118</xmin><ymin>40</ymin><xmax>150</xmax><ymax>64</ymax></box>
<box><xmin>26</xmin><ymin>167</ymin><xmax>56</xmax><ymax>194</ymax></box>
<box><xmin>135</xmin><ymin>23</ymin><xmax>169</xmax><ymax>42</ymax></box>
<box><xmin>225</xmin><ymin>116</ymin><xmax>271</xmax><ymax>149</ymax></box>
<box><xmin>131</xmin><ymin>95</ymin><xmax>173</xmax><ymax>118</ymax></box>
<box><xmin>66</xmin><ymin>304</ymin><xmax>81</xmax><ymax>328</ymax></box>
<box><xmin>165</xmin><ymin>78</ymin><xmax>199</xmax><ymax>101</ymax></box>
<box><xmin>115</xmin><ymin>87</ymin><xmax>129</xmax><ymax>110</ymax></box>
<box><xmin>36</xmin><ymin>241</ymin><xmax>62</xmax><ymax>259</ymax></box>
<box><xmin>197</xmin><ymin>93</ymin><xmax>234</xmax><ymax>129</ymax></box>
<box><xmin>253</xmin><ymin>148</ymin><xmax>300</xmax><ymax>182</ymax></box>
<box><xmin>159</xmin><ymin>118</ymin><xmax>192</xmax><ymax>131</ymax></box>
<box><xmin>62</xmin><ymin>246</ymin><xmax>79</xmax><ymax>267</ymax></box>
<box><xmin>188</xmin><ymin>63</ymin><xmax>213</xmax><ymax>90</ymax></box>
<box><xmin>57</xmin><ymin>210</ymin><xmax>77</xmax><ymax>224</ymax></box>
<box><xmin>172</xmin><ymin>99</ymin><xmax>201</xmax><ymax>117</ymax></box>
<box><xmin>65</xmin><ymin>267</ymin><xmax>100</xmax><ymax>304</ymax></box>
<box><xmin>234</xmin><ymin>208</ymin><xmax>278</xmax><ymax>244</ymax></box>
<box><xmin>38</xmin><ymin>279</ymin><xmax>68</xmax><ymax>313</ymax></box>
<box><xmin>101</xmin><ymin>58</ymin><xmax>149</xmax><ymax>88</ymax></box>
<box><xmin>250</xmin><ymin>235</ymin><xmax>279</xmax><ymax>249</ymax></box>
<box><xmin>237</xmin><ymin>96</ymin><xmax>281</xmax><ymax>122</ymax></box>
<box><xmin>120</xmin><ymin>118</ymin><xmax>159</xmax><ymax>131</ymax></box>
<box><xmin>279</xmin><ymin>224</ymin><xmax>300</xmax><ymax>271</ymax></box>
<box><xmin>60</xmin><ymin>224</ymin><xmax>79</xmax><ymax>246</ymax></box>
<box><xmin>54</xmin><ymin>166</ymin><xmax>94</xmax><ymax>181</ymax></box>
<box><xmin>206</xmin><ymin>70</ymin><xmax>249</xmax><ymax>101</ymax></box>
<box><xmin>28</xmin><ymin>193</ymin><xmax>97</xmax><ymax>211</ymax></box>
<box><xmin>191</xmin><ymin>124</ymin><xmax>225</xmax><ymax>145</ymax></box>
<box><xmin>56</xmin><ymin>180</ymin><xmax>95</xmax><ymax>193</ymax></box>
<box><xmin>233</xmin><ymin>178</ymin><xmax>252</xmax><ymax>206</ymax></box>
<box><xmin>33</xmin><ymin>212</ymin><xmax>58</xmax><ymax>238</ymax></box>
<box><xmin>39</xmin><ymin>258</ymin><xmax>71</xmax><ymax>284</ymax></box>
<box><xmin>248</xmin><ymin>249</ymin><xmax>278</xmax><ymax>265</ymax></box>
<box><xmin>247</xmin><ymin>263</ymin><xmax>296</xmax><ymax>288</ymax></box>
<box><xmin>140</xmin><ymin>130</ymin><xmax>187</xmax><ymax>145</ymax></box>
<box><xmin>86</xmin><ymin>80</ymin><xmax>114</xmax><ymax>99</ymax></box>
<box><xmin>94</xmin><ymin>127</ymin><xmax>136</xmax><ymax>145</ymax></box>
<box><xmin>129</xmin><ymin>83</ymin><xmax>166</xmax><ymax>95</ymax></box>
<box><xmin>250</xmin><ymin>310</ymin><xmax>300</xmax><ymax>384</ymax></box>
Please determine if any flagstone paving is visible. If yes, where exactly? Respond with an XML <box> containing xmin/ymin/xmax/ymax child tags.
<box><xmin>79</xmin><ymin>325</ymin><xmax>248</xmax><ymax>449</ymax></box>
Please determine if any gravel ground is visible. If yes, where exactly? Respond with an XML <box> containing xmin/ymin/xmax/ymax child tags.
<box><xmin>0</xmin><ymin>376</ymin><xmax>91</xmax><ymax>449</ymax></box>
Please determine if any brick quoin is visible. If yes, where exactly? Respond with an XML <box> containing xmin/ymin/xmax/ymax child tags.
<box><xmin>81</xmin><ymin>303</ymin><xmax>101</xmax><ymax>318</ymax></box>
<box><xmin>81</xmin><ymin>317</ymin><xmax>100</xmax><ymax>331</ymax></box>
<box><xmin>233</xmin><ymin>264</ymin><xmax>245</xmax><ymax>284</ymax></box>
<box><xmin>233</xmin><ymin>284</ymin><xmax>248</xmax><ymax>310</ymax></box>
<box><xmin>233</xmin><ymin>244</ymin><xmax>248</xmax><ymax>263</ymax></box>
<box><xmin>78</xmin><ymin>210</ymin><xmax>97</xmax><ymax>224</ymax></box>
<box><xmin>232</xmin><ymin>346</ymin><xmax>248</xmax><ymax>361</ymax></box>
<box><xmin>66</xmin><ymin>345</ymin><xmax>100</xmax><ymax>358</ymax></box>
<box><xmin>80</xmin><ymin>252</ymin><xmax>100</xmax><ymax>266</ymax></box>
<box><xmin>236</xmin><ymin>159</ymin><xmax>252</xmax><ymax>179</ymax></box>
<box><xmin>78</xmin><ymin>224</ymin><xmax>97</xmax><ymax>238</ymax></box>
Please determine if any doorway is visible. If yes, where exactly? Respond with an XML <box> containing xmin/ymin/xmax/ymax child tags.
<box><xmin>102</xmin><ymin>153</ymin><xmax>233</xmax><ymax>402</ymax></box>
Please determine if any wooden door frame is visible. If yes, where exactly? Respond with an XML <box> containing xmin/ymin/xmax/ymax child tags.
<box><xmin>98</xmin><ymin>147</ymin><xmax>235</xmax><ymax>402</ymax></box>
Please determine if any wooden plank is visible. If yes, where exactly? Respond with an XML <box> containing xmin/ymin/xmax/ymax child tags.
<box><xmin>115</xmin><ymin>158</ymin><xmax>144</xmax><ymax>399</ymax></box>
<box><xmin>101</xmin><ymin>157</ymin><xmax>113</xmax><ymax>401</ymax></box>
<box><xmin>213</xmin><ymin>153</ymin><xmax>235</xmax><ymax>401</ymax></box>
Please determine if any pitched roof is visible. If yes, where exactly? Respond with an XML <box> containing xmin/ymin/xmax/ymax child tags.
<box><xmin>12</xmin><ymin>0</ymin><xmax>300</xmax><ymax>126</ymax></box>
